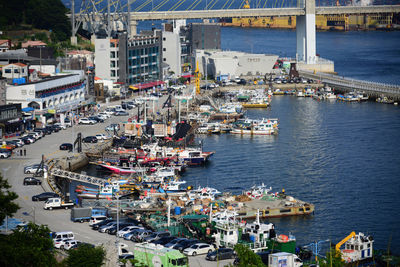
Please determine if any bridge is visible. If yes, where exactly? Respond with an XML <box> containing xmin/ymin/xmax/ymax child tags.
<box><xmin>50</xmin><ymin>168</ymin><xmax>106</xmax><ymax>187</ymax></box>
<box><xmin>299</xmin><ymin>70</ymin><xmax>400</xmax><ymax>100</ymax></box>
<box><xmin>73</xmin><ymin>0</ymin><xmax>399</xmax><ymax>64</ymax></box>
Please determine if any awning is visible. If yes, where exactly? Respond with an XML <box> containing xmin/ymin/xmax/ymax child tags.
<box><xmin>132</xmin><ymin>81</ymin><xmax>165</xmax><ymax>90</ymax></box>
<box><xmin>129</xmin><ymin>85</ymin><xmax>139</xmax><ymax>91</ymax></box>
<box><xmin>22</xmin><ymin>107</ymin><xmax>34</xmax><ymax>112</ymax></box>
<box><xmin>182</xmin><ymin>74</ymin><xmax>194</xmax><ymax>78</ymax></box>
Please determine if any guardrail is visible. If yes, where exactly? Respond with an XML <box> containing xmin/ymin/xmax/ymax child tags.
<box><xmin>49</xmin><ymin>168</ymin><xmax>106</xmax><ymax>187</ymax></box>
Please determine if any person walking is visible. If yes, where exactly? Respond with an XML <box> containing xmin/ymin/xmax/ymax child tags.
<box><xmin>23</xmin><ymin>148</ymin><xmax>26</xmax><ymax>157</ymax></box>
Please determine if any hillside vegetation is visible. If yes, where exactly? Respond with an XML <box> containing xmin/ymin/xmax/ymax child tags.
<box><xmin>0</xmin><ymin>0</ymin><xmax>71</xmax><ymax>42</ymax></box>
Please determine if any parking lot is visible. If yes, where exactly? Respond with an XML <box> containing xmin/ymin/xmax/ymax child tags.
<box><xmin>0</xmin><ymin>97</ymin><xmax>234</xmax><ymax>267</ymax></box>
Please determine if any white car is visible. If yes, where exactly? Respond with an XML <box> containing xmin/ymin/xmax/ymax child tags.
<box><xmin>117</xmin><ymin>226</ymin><xmax>142</xmax><ymax>238</ymax></box>
<box><xmin>95</xmin><ymin>134</ymin><xmax>110</xmax><ymax>140</ymax></box>
<box><xmin>0</xmin><ymin>149</ymin><xmax>11</xmax><ymax>158</ymax></box>
<box><xmin>63</xmin><ymin>240</ymin><xmax>81</xmax><ymax>250</ymax></box>
<box><xmin>24</xmin><ymin>164</ymin><xmax>48</xmax><ymax>174</ymax></box>
<box><xmin>54</xmin><ymin>238</ymin><xmax>73</xmax><ymax>249</ymax></box>
<box><xmin>54</xmin><ymin>123</ymin><xmax>67</xmax><ymax>130</ymax></box>
<box><xmin>78</xmin><ymin>118</ymin><xmax>96</xmax><ymax>125</ymax></box>
<box><xmin>183</xmin><ymin>243</ymin><xmax>214</xmax><ymax>256</ymax></box>
<box><xmin>97</xmin><ymin>114</ymin><xmax>108</xmax><ymax>120</ymax></box>
<box><xmin>98</xmin><ymin>112</ymin><xmax>111</xmax><ymax>119</ymax></box>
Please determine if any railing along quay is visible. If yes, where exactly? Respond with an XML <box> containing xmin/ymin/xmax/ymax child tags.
<box><xmin>299</xmin><ymin>70</ymin><xmax>400</xmax><ymax>100</ymax></box>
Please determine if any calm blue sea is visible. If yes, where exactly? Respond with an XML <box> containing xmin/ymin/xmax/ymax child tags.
<box><xmin>68</xmin><ymin>8</ymin><xmax>400</xmax><ymax>253</ymax></box>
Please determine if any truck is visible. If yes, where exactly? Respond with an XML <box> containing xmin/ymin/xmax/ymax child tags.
<box><xmin>133</xmin><ymin>243</ymin><xmax>188</xmax><ymax>267</ymax></box>
<box><xmin>268</xmin><ymin>252</ymin><xmax>303</xmax><ymax>267</ymax></box>
<box><xmin>70</xmin><ymin>207</ymin><xmax>108</xmax><ymax>223</ymax></box>
<box><xmin>43</xmin><ymin>198</ymin><xmax>74</xmax><ymax>210</ymax></box>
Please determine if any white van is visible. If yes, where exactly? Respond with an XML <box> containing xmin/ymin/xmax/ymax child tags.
<box><xmin>89</xmin><ymin>215</ymin><xmax>108</xmax><ymax>226</ymax></box>
<box><xmin>51</xmin><ymin>231</ymin><xmax>75</xmax><ymax>240</ymax></box>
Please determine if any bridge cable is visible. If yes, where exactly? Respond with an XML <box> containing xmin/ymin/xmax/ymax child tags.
<box><xmin>239</xmin><ymin>0</ymin><xmax>246</xmax><ymax>9</ymax></box>
<box><xmin>187</xmin><ymin>0</ymin><xmax>200</xmax><ymax>10</ymax></box>
<box><xmin>135</xmin><ymin>0</ymin><xmax>152</xmax><ymax>12</ymax></box>
<box><xmin>153</xmin><ymin>0</ymin><xmax>171</xmax><ymax>11</ymax></box>
<box><xmin>221</xmin><ymin>0</ymin><xmax>231</xmax><ymax>9</ymax></box>
<box><xmin>172</xmin><ymin>0</ymin><xmax>187</xmax><ymax>11</ymax></box>
<box><xmin>209</xmin><ymin>0</ymin><xmax>220</xmax><ymax>10</ymax></box>
<box><xmin>263</xmin><ymin>0</ymin><xmax>268</xmax><ymax>8</ymax></box>
<box><xmin>169</xmin><ymin>0</ymin><xmax>186</xmax><ymax>11</ymax></box>
<box><xmin>273</xmin><ymin>0</ymin><xmax>278</xmax><ymax>8</ymax></box>
<box><xmin>281</xmin><ymin>0</ymin><xmax>285</xmax><ymax>8</ymax></box>
<box><xmin>227</xmin><ymin>0</ymin><xmax>236</xmax><ymax>9</ymax></box>
<box><xmin>190</xmin><ymin>0</ymin><xmax>204</xmax><ymax>10</ymax></box>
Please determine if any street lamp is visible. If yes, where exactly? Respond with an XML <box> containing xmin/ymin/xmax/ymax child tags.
<box><xmin>304</xmin><ymin>239</ymin><xmax>330</xmax><ymax>262</ymax></box>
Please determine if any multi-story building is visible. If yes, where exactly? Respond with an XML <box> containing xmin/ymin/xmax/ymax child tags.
<box><xmin>6</xmin><ymin>70</ymin><xmax>86</xmax><ymax>125</ymax></box>
<box><xmin>95</xmin><ymin>32</ymin><xmax>162</xmax><ymax>91</ymax></box>
<box><xmin>162</xmin><ymin>31</ymin><xmax>182</xmax><ymax>77</ymax></box>
<box><xmin>189</xmin><ymin>23</ymin><xmax>221</xmax><ymax>51</ymax></box>
<box><xmin>0</xmin><ymin>40</ymin><xmax>11</xmax><ymax>53</ymax></box>
<box><xmin>1</xmin><ymin>63</ymin><xmax>29</xmax><ymax>82</ymax></box>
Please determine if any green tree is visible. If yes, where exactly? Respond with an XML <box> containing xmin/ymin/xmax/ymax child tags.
<box><xmin>65</xmin><ymin>244</ymin><xmax>105</xmax><ymax>267</ymax></box>
<box><xmin>0</xmin><ymin>174</ymin><xmax>19</xmax><ymax>225</ymax></box>
<box><xmin>234</xmin><ymin>244</ymin><xmax>266</xmax><ymax>267</ymax></box>
<box><xmin>0</xmin><ymin>223</ymin><xmax>57</xmax><ymax>267</ymax></box>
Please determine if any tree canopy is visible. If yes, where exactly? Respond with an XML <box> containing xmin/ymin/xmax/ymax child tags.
<box><xmin>234</xmin><ymin>244</ymin><xmax>266</xmax><ymax>267</ymax></box>
<box><xmin>0</xmin><ymin>174</ymin><xmax>19</xmax><ymax>225</ymax></box>
<box><xmin>0</xmin><ymin>0</ymin><xmax>71</xmax><ymax>42</ymax></box>
<box><xmin>0</xmin><ymin>223</ymin><xmax>57</xmax><ymax>267</ymax></box>
<box><xmin>65</xmin><ymin>244</ymin><xmax>105</xmax><ymax>267</ymax></box>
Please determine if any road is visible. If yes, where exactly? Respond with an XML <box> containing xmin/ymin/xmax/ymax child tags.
<box><xmin>0</xmin><ymin>95</ymin><xmax>234</xmax><ymax>267</ymax></box>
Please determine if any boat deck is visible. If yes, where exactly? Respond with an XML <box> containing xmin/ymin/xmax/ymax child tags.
<box><xmin>233</xmin><ymin>194</ymin><xmax>314</xmax><ymax>219</ymax></box>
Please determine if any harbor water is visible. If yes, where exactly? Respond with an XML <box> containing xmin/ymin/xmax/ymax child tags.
<box><xmin>76</xmin><ymin>23</ymin><xmax>400</xmax><ymax>252</ymax></box>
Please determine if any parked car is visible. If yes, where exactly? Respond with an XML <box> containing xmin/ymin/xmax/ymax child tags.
<box><xmin>164</xmin><ymin>238</ymin><xmax>188</xmax><ymax>248</ymax></box>
<box><xmin>99</xmin><ymin>222</ymin><xmax>118</xmax><ymax>233</ymax></box>
<box><xmin>5</xmin><ymin>141</ymin><xmax>17</xmax><ymax>149</ymax></box>
<box><xmin>89</xmin><ymin>216</ymin><xmax>109</xmax><ymax>227</ymax></box>
<box><xmin>206</xmin><ymin>248</ymin><xmax>236</xmax><ymax>261</ymax></box>
<box><xmin>91</xmin><ymin>219</ymin><xmax>114</xmax><ymax>230</ymax></box>
<box><xmin>95</xmin><ymin>134</ymin><xmax>110</xmax><ymax>140</ymax></box>
<box><xmin>64</xmin><ymin>118</ymin><xmax>73</xmax><ymax>127</ymax></box>
<box><xmin>107</xmin><ymin>223</ymin><xmax>135</xmax><ymax>235</ymax></box>
<box><xmin>63</xmin><ymin>240</ymin><xmax>81</xmax><ymax>250</ymax></box>
<box><xmin>123</xmin><ymin>228</ymin><xmax>143</xmax><ymax>241</ymax></box>
<box><xmin>130</xmin><ymin>229</ymin><xmax>153</xmax><ymax>242</ymax></box>
<box><xmin>59</xmin><ymin>143</ymin><xmax>73</xmax><ymax>151</ymax></box>
<box><xmin>105</xmin><ymin>124</ymin><xmax>120</xmax><ymax>131</ymax></box>
<box><xmin>24</xmin><ymin>164</ymin><xmax>48</xmax><ymax>174</ymax></box>
<box><xmin>117</xmin><ymin>225</ymin><xmax>143</xmax><ymax>238</ymax></box>
<box><xmin>54</xmin><ymin>238</ymin><xmax>73</xmax><ymax>249</ymax></box>
<box><xmin>46</xmin><ymin>125</ymin><xmax>61</xmax><ymax>133</ymax></box>
<box><xmin>11</xmin><ymin>139</ymin><xmax>24</xmax><ymax>147</ymax></box>
<box><xmin>32</xmin><ymin>192</ymin><xmax>59</xmax><ymax>201</ymax></box>
<box><xmin>98</xmin><ymin>112</ymin><xmax>111</xmax><ymax>119</ymax></box>
<box><xmin>53</xmin><ymin>123</ymin><xmax>67</xmax><ymax>130</ymax></box>
<box><xmin>35</xmin><ymin>128</ymin><xmax>52</xmax><ymax>135</ymax></box>
<box><xmin>78</xmin><ymin>118</ymin><xmax>96</xmax><ymax>125</ymax></box>
<box><xmin>183</xmin><ymin>243</ymin><xmax>214</xmax><ymax>256</ymax></box>
<box><xmin>144</xmin><ymin>231</ymin><xmax>171</xmax><ymax>243</ymax></box>
<box><xmin>70</xmin><ymin>242</ymin><xmax>95</xmax><ymax>250</ymax></box>
<box><xmin>151</xmin><ymin>236</ymin><xmax>177</xmax><ymax>246</ymax></box>
<box><xmin>89</xmin><ymin>116</ymin><xmax>104</xmax><ymax>123</ymax></box>
<box><xmin>173</xmin><ymin>239</ymin><xmax>199</xmax><ymax>252</ymax></box>
<box><xmin>82</xmin><ymin>136</ymin><xmax>98</xmax><ymax>143</ymax></box>
<box><xmin>114</xmin><ymin>110</ymin><xmax>129</xmax><ymax>116</ymax></box>
<box><xmin>23</xmin><ymin>177</ymin><xmax>42</xmax><ymax>185</ymax></box>
<box><xmin>0</xmin><ymin>149</ymin><xmax>11</xmax><ymax>158</ymax></box>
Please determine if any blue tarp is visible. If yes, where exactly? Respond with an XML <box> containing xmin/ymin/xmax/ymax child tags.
<box><xmin>22</xmin><ymin>107</ymin><xmax>34</xmax><ymax>112</ymax></box>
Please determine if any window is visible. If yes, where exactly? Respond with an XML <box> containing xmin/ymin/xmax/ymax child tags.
<box><xmin>111</xmin><ymin>51</ymin><xmax>116</xmax><ymax>58</ymax></box>
<box><xmin>163</xmin><ymin>58</ymin><xmax>166</xmax><ymax>61</ymax></box>
<box><xmin>163</xmin><ymin>37</ymin><xmax>166</xmax><ymax>41</ymax></box>
<box><xmin>5</xmin><ymin>69</ymin><xmax>11</xmax><ymax>73</ymax></box>
<box><xmin>14</xmin><ymin>69</ymin><xmax>19</xmax><ymax>73</ymax></box>
<box><xmin>163</xmin><ymin>48</ymin><xmax>166</xmax><ymax>51</ymax></box>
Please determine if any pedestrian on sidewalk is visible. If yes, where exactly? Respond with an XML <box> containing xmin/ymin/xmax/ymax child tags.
<box><xmin>23</xmin><ymin>148</ymin><xmax>26</xmax><ymax>157</ymax></box>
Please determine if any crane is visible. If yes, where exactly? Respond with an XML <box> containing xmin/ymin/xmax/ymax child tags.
<box><xmin>335</xmin><ymin>231</ymin><xmax>356</xmax><ymax>252</ymax></box>
<box><xmin>195</xmin><ymin>61</ymin><xmax>201</xmax><ymax>95</ymax></box>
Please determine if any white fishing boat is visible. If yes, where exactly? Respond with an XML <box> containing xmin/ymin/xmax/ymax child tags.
<box><xmin>296</xmin><ymin>90</ymin><xmax>305</xmax><ymax>97</ymax></box>
<box><xmin>231</xmin><ymin>120</ymin><xmax>277</xmax><ymax>135</ymax></box>
<box><xmin>244</xmin><ymin>183</ymin><xmax>272</xmax><ymax>199</ymax></box>
<box><xmin>187</xmin><ymin>186</ymin><xmax>221</xmax><ymax>200</ymax></box>
<box><xmin>336</xmin><ymin>232</ymin><xmax>374</xmax><ymax>263</ymax></box>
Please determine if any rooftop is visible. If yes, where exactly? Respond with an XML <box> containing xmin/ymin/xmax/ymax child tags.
<box><xmin>21</xmin><ymin>41</ymin><xmax>47</xmax><ymax>48</ymax></box>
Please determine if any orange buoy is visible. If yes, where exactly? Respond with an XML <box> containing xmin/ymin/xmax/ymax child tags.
<box><xmin>279</xmin><ymin>234</ymin><xmax>289</xmax><ymax>242</ymax></box>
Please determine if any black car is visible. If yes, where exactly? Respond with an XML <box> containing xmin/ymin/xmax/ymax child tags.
<box><xmin>23</xmin><ymin>177</ymin><xmax>42</xmax><ymax>185</ymax></box>
<box><xmin>20</xmin><ymin>137</ymin><xmax>32</xmax><ymax>144</ymax></box>
<box><xmin>174</xmin><ymin>239</ymin><xmax>199</xmax><ymax>252</ymax></box>
<box><xmin>206</xmin><ymin>248</ymin><xmax>236</xmax><ymax>261</ymax></box>
<box><xmin>45</xmin><ymin>125</ymin><xmax>58</xmax><ymax>133</ymax></box>
<box><xmin>151</xmin><ymin>236</ymin><xmax>177</xmax><ymax>246</ymax></box>
<box><xmin>91</xmin><ymin>219</ymin><xmax>115</xmax><ymax>230</ymax></box>
<box><xmin>32</xmin><ymin>192</ymin><xmax>59</xmax><ymax>201</ymax></box>
<box><xmin>70</xmin><ymin>242</ymin><xmax>95</xmax><ymax>250</ymax></box>
<box><xmin>59</xmin><ymin>143</ymin><xmax>73</xmax><ymax>151</ymax></box>
<box><xmin>82</xmin><ymin>136</ymin><xmax>98</xmax><ymax>143</ymax></box>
